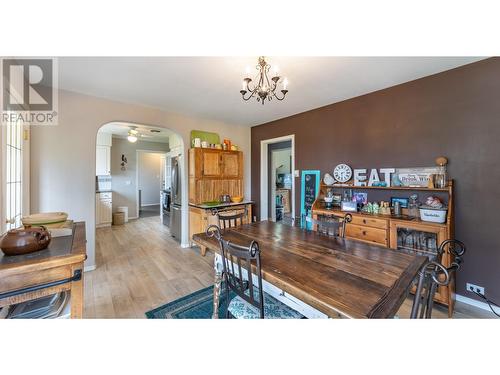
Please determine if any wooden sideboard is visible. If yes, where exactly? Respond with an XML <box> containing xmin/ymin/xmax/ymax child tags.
<box><xmin>0</xmin><ymin>222</ymin><xmax>87</xmax><ymax>318</ymax></box>
<box><xmin>188</xmin><ymin>148</ymin><xmax>243</xmax><ymax>204</ymax></box>
<box><xmin>311</xmin><ymin>181</ymin><xmax>456</xmax><ymax>317</ymax></box>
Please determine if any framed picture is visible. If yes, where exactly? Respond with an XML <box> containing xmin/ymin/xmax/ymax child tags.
<box><xmin>352</xmin><ymin>192</ymin><xmax>368</xmax><ymax>205</ymax></box>
<box><xmin>390</xmin><ymin>197</ymin><xmax>409</xmax><ymax>208</ymax></box>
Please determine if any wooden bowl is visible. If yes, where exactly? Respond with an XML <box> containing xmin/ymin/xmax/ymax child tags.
<box><xmin>22</xmin><ymin>212</ymin><xmax>68</xmax><ymax>226</ymax></box>
<box><xmin>230</xmin><ymin>196</ymin><xmax>243</xmax><ymax>203</ymax></box>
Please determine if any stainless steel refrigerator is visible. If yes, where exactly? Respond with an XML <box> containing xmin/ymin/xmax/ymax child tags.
<box><xmin>170</xmin><ymin>155</ymin><xmax>182</xmax><ymax>240</ymax></box>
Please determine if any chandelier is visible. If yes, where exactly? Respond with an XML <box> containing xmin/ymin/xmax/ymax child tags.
<box><xmin>240</xmin><ymin>56</ymin><xmax>288</xmax><ymax>105</ymax></box>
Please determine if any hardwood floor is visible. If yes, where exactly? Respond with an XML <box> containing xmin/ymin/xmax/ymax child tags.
<box><xmin>84</xmin><ymin>216</ymin><xmax>214</xmax><ymax>318</ymax></box>
<box><xmin>84</xmin><ymin>217</ymin><xmax>495</xmax><ymax>319</ymax></box>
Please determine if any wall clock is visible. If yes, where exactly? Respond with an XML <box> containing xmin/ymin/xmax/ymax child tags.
<box><xmin>333</xmin><ymin>164</ymin><xmax>352</xmax><ymax>183</ymax></box>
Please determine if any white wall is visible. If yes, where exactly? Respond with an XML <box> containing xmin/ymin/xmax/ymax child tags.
<box><xmin>110</xmin><ymin>137</ymin><xmax>169</xmax><ymax>218</ymax></box>
<box><xmin>30</xmin><ymin>89</ymin><xmax>251</xmax><ymax>269</ymax></box>
<box><xmin>138</xmin><ymin>152</ymin><xmax>163</xmax><ymax>206</ymax></box>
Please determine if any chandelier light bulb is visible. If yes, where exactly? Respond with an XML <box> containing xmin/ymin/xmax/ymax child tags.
<box><xmin>283</xmin><ymin>78</ymin><xmax>289</xmax><ymax>90</ymax></box>
<box><xmin>127</xmin><ymin>135</ymin><xmax>138</xmax><ymax>143</ymax></box>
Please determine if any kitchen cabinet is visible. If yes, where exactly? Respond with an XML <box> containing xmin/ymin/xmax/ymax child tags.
<box><xmin>221</xmin><ymin>152</ymin><xmax>241</xmax><ymax>178</ymax></box>
<box><xmin>96</xmin><ymin>145</ymin><xmax>111</xmax><ymax>176</ymax></box>
<box><xmin>96</xmin><ymin>132</ymin><xmax>112</xmax><ymax>176</ymax></box>
<box><xmin>201</xmin><ymin>149</ymin><xmax>222</xmax><ymax>177</ymax></box>
<box><xmin>96</xmin><ymin>192</ymin><xmax>112</xmax><ymax>227</ymax></box>
<box><xmin>189</xmin><ymin>148</ymin><xmax>242</xmax><ymax>179</ymax></box>
<box><xmin>188</xmin><ymin>148</ymin><xmax>243</xmax><ymax>204</ymax></box>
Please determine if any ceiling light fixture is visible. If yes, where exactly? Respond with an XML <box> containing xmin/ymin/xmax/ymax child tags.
<box><xmin>240</xmin><ymin>56</ymin><xmax>288</xmax><ymax>105</ymax></box>
<box><xmin>127</xmin><ymin>127</ymin><xmax>138</xmax><ymax>143</ymax></box>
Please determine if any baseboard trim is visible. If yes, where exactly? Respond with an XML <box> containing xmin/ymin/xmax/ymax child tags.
<box><xmin>181</xmin><ymin>242</ymin><xmax>190</xmax><ymax>248</ymax></box>
<box><xmin>141</xmin><ymin>203</ymin><xmax>160</xmax><ymax>207</ymax></box>
<box><xmin>84</xmin><ymin>265</ymin><xmax>96</xmax><ymax>272</ymax></box>
<box><xmin>128</xmin><ymin>216</ymin><xmax>138</xmax><ymax>220</ymax></box>
<box><xmin>456</xmin><ymin>293</ymin><xmax>495</xmax><ymax>312</ymax></box>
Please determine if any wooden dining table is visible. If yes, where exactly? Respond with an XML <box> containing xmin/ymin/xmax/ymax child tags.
<box><xmin>192</xmin><ymin>221</ymin><xmax>428</xmax><ymax>319</ymax></box>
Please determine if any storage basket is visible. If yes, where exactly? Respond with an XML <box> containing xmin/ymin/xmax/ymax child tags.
<box><xmin>113</xmin><ymin>212</ymin><xmax>125</xmax><ymax>226</ymax></box>
<box><xmin>419</xmin><ymin>207</ymin><xmax>447</xmax><ymax>223</ymax></box>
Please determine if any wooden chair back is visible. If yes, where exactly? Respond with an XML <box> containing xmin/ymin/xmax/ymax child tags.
<box><xmin>303</xmin><ymin>213</ymin><xmax>352</xmax><ymax>238</ymax></box>
<box><xmin>217</xmin><ymin>208</ymin><xmax>248</xmax><ymax>229</ymax></box>
<box><xmin>410</xmin><ymin>239</ymin><xmax>466</xmax><ymax>319</ymax></box>
<box><xmin>206</xmin><ymin>225</ymin><xmax>264</xmax><ymax>318</ymax></box>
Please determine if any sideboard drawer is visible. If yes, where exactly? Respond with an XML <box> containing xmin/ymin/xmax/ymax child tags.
<box><xmin>350</xmin><ymin>215</ymin><xmax>388</xmax><ymax>229</ymax></box>
<box><xmin>345</xmin><ymin>224</ymin><xmax>388</xmax><ymax>246</ymax></box>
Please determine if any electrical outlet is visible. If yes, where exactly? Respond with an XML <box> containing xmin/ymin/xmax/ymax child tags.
<box><xmin>466</xmin><ymin>283</ymin><xmax>485</xmax><ymax>295</ymax></box>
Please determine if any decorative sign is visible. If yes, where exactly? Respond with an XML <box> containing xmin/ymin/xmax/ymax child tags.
<box><xmin>300</xmin><ymin>170</ymin><xmax>320</xmax><ymax>229</ymax></box>
<box><xmin>394</xmin><ymin>167</ymin><xmax>440</xmax><ymax>187</ymax></box>
<box><xmin>353</xmin><ymin>168</ymin><xmax>395</xmax><ymax>187</ymax></box>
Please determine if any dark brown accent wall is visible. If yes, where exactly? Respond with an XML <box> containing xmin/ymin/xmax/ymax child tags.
<box><xmin>251</xmin><ymin>57</ymin><xmax>500</xmax><ymax>304</ymax></box>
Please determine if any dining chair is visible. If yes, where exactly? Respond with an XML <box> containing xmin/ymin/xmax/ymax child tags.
<box><xmin>217</xmin><ymin>208</ymin><xmax>248</xmax><ymax>229</ymax></box>
<box><xmin>280</xmin><ymin>215</ymin><xmax>298</xmax><ymax>227</ymax></box>
<box><xmin>410</xmin><ymin>239</ymin><xmax>466</xmax><ymax>319</ymax></box>
<box><xmin>206</xmin><ymin>225</ymin><xmax>304</xmax><ymax>319</ymax></box>
<box><xmin>303</xmin><ymin>213</ymin><xmax>352</xmax><ymax>238</ymax></box>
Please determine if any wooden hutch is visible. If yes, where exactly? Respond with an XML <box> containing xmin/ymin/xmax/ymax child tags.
<box><xmin>188</xmin><ymin>147</ymin><xmax>252</xmax><ymax>255</ymax></box>
<box><xmin>311</xmin><ymin>181</ymin><xmax>456</xmax><ymax>317</ymax></box>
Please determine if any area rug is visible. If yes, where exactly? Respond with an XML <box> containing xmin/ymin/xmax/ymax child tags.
<box><xmin>145</xmin><ymin>285</ymin><xmax>232</xmax><ymax>319</ymax></box>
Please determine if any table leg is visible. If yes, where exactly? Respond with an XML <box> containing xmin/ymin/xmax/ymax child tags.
<box><xmin>70</xmin><ymin>265</ymin><xmax>84</xmax><ymax>319</ymax></box>
<box><xmin>200</xmin><ymin>245</ymin><xmax>207</xmax><ymax>257</ymax></box>
<box><xmin>212</xmin><ymin>255</ymin><xmax>223</xmax><ymax>319</ymax></box>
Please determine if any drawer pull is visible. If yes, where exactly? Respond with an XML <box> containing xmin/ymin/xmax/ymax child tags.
<box><xmin>363</xmin><ymin>219</ymin><xmax>367</xmax><ymax>224</ymax></box>
<box><xmin>362</xmin><ymin>231</ymin><xmax>367</xmax><ymax>235</ymax></box>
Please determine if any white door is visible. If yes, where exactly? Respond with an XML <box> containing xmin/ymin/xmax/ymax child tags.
<box><xmin>1</xmin><ymin>114</ymin><xmax>30</xmax><ymax>233</ymax></box>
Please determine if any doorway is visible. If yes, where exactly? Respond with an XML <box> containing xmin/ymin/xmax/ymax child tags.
<box><xmin>268</xmin><ymin>141</ymin><xmax>292</xmax><ymax>222</ymax></box>
<box><xmin>137</xmin><ymin>151</ymin><xmax>167</xmax><ymax>218</ymax></box>
<box><xmin>260</xmin><ymin>135</ymin><xmax>295</xmax><ymax>222</ymax></box>
<box><xmin>95</xmin><ymin>122</ymin><xmax>173</xmax><ymax>229</ymax></box>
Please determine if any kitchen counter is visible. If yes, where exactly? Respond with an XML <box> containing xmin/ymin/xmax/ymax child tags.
<box><xmin>189</xmin><ymin>200</ymin><xmax>254</xmax><ymax>210</ymax></box>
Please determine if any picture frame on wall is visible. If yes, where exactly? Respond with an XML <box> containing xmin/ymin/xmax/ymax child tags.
<box><xmin>390</xmin><ymin>197</ymin><xmax>409</xmax><ymax>208</ymax></box>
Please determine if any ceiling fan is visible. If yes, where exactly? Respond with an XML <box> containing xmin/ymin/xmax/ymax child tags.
<box><xmin>127</xmin><ymin>126</ymin><xmax>158</xmax><ymax>143</ymax></box>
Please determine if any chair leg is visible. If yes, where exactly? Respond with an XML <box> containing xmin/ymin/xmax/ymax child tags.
<box><xmin>225</xmin><ymin>284</ymin><xmax>231</xmax><ymax>319</ymax></box>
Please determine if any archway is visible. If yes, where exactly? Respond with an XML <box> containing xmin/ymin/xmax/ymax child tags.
<box><xmin>93</xmin><ymin>121</ymin><xmax>188</xmax><ymax>268</ymax></box>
